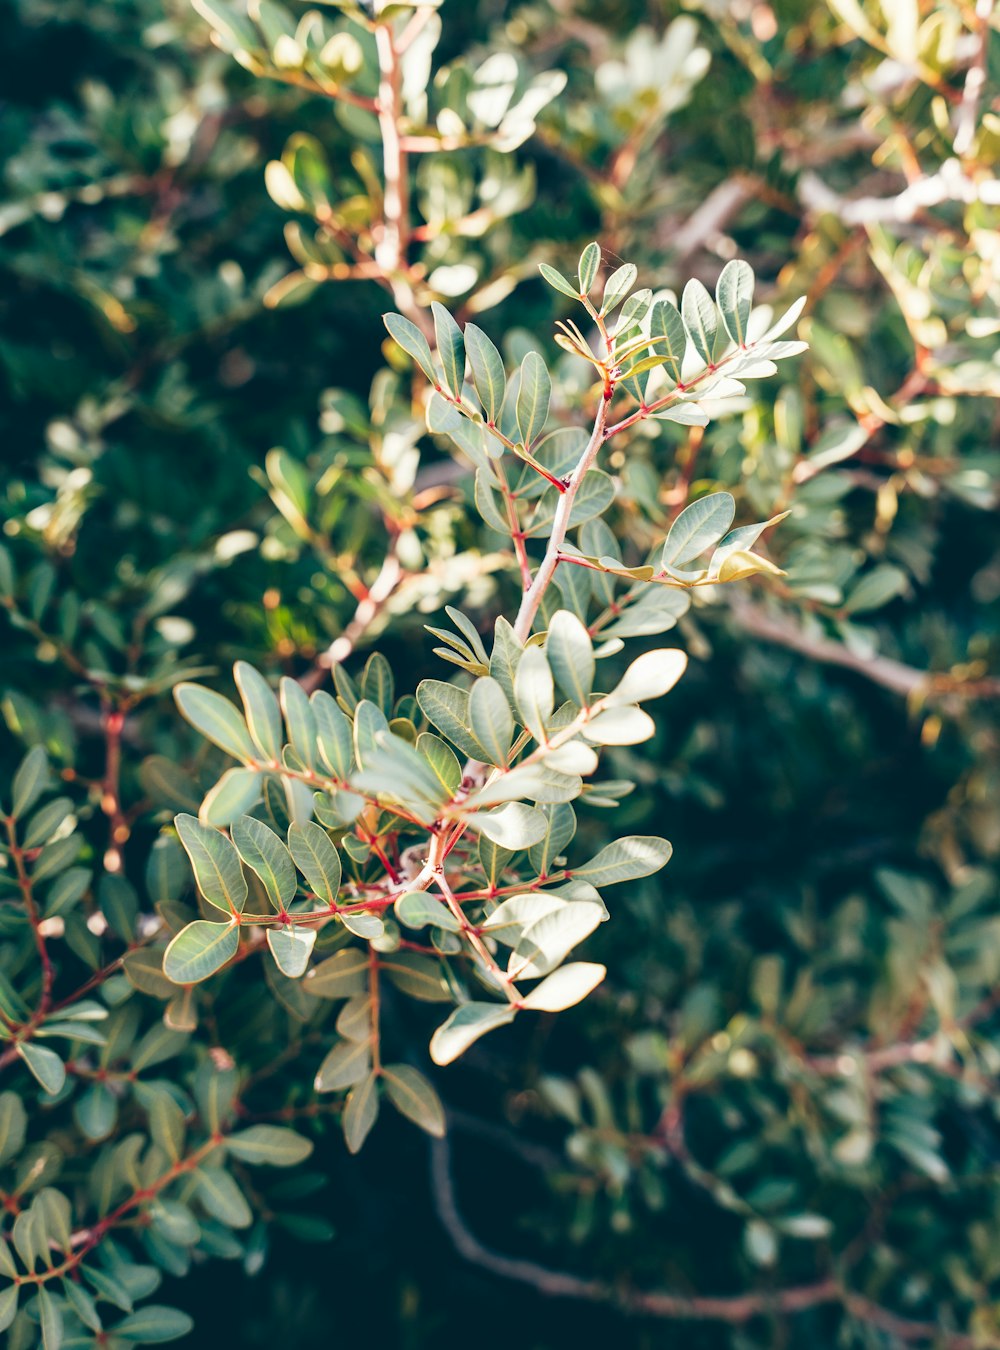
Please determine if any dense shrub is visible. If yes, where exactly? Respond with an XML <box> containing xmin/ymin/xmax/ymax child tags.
<box><xmin>1</xmin><ymin>1</ymin><xmax>999</xmax><ymax>1346</ymax></box>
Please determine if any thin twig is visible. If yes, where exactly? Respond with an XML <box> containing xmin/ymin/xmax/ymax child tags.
<box><xmin>953</xmin><ymin>0</ymin><xmax>995</xmax><ymax>158</ymax></box>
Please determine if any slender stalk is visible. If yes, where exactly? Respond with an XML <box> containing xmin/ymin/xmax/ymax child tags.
<box><xmin>374</xmin><ymin>21</ymin><xmax>426</xmax><ymax>333</ymax></box>
<box><xmin>513</xmin><ymin>395</ymin><xmax>610</xmax><ymax>642</ymax></box>
<box><xmin>5</xmin><ymin>814</ymin><xmax>53</xmax><ymax>1016</ymax></box>
<box><xmin>368</xmin><ymin>946</ymin><xmax>382</xmax><ymax>1074</ymax></box>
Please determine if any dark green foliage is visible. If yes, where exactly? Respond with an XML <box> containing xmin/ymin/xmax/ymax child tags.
<box><xmin>1</xmin><ymin>0</ymin><xmax>999</xmax><ymax>1347</ymax></box>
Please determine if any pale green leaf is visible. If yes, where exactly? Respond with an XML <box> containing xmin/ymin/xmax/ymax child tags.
<box><xmin>468</xmin><ymin>676</ymin><xmax>514</xmax><ymax>767</ymax></box>
<box><xmin>231</xmin><ymin>814</ymin><xmax>296</xmax><ymax>911</ymax></box>
<box><xmin>266</xmin><ymin>926</ymin><xmax>316</xmax><ymax>978</ymax></box>
<box><xmin>513</xmin><ymin>646</ymin><xmax>554</xmax><ymax>743</ymax></box>
<box><xmin>342</xmin><ymin>1072</ymin><xmax>379</xmax><ymax>1153</ymax></box>
<box><xmin>515</xmin><ymin>351</ymin><xmax>550</xmax><ymax>448</ymax></box>
<box><xmin>383</xmin><ymin>1064</ymin><xmax>445</xmax><ymax>1137</ymax></box>
<box><xmin>234</xmin><ymin>662</ymin><xmax>283</xmax><ymax>761</ymax></box>
<box><xmin>314</xmin><ymin>1038</ymin><xmax>371</xmax><ymax>1092</ymax></box>
<box><xmin>522</xmin><ymin>961</ymin><xmax>606</xmax><ymax>1010</ymax></box>
<box><xmin>174</xmin><ymin>683</ymin><xmax>256</xmax><ymax>763</ymax></box>
<box><xmin>226</xmin><ymin>1125</ymin><xmax>313</xmax><ymax>1166</ymax></box>
<box><xmin>199</xmin><ymin>768</ymin><xmax>263</xmax><ymax>827</ymax></box>
<box><xmin>15</xmin><ymin>1042</ymin><xmax>65</xmax><ymax>1096</ymax></box>
<box><xmin>175</xmin><ymin>814</ymin><xmax>248</xmax><ymax>915</ymax></box>
<box><xmin>606</xmin><ymin>650</ymin><xmax>687</xmax><ymax>706</ymax></box>
<box><xmin>384</xmin><ymin>312</ymin><xmax>437</xmax><ymax>383</ymax></box>
<box><xmin>546</xmin><ymin>610</ymin><xmax>594</xmax><ymax>707</ymax></box>
<box><xmin>661</xmin><ymin>492</ymin><xmax>736</xmax><ymax>569</ymax></box>
<box><xmin>429</xmin><ymin>1003</ymin><xmax>516</xmax><ymax>1066</ymax></box>
<box><xmin>574</xmin><ymin>835</ymin><xmax>672</xmax><ymax>886</ymax></box>
<box><xmin>681</xmin><ymin>277</ymin><xmax>719</xmax><ymax>364</ymax></box>
<box><xmin>716</xmin><ymin>259</ymin><xmax>755</xmax><ymax>346</ymax></box>
<box><xmin>287</xmin><ymin>821</ymin><xmax>341</xmax><ymax>905</ymax></box>
<box><xmin>464</xmin><ymin>323</ymin><xmax>506</xmax><ymax>423</ymax></box>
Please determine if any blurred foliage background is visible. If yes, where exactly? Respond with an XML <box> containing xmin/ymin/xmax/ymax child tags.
<box><xmin>2</xmin><ymin>0</ymin><xmax>1000</xmax><ymax>1346</ymax></box>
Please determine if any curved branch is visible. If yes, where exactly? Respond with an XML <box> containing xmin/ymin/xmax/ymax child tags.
<box><xmin>430</xmin><ymin>1135</ymin><xmax>976</xmax><ymax>1344</ymax></box>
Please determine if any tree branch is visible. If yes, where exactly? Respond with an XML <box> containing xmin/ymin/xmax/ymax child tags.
<box><xmin>430</xmin><ymin>1135</ymin><xmax>976</xmax><ymax>1343</ymax></box>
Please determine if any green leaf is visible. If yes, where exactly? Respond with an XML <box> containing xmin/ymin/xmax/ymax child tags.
<box><xmin>61</xmin><ymin>1278</ymin><xmax>101</xmax><ymax>1333</ymax></box>
<box><xmin>38</xmin><ymin>1285</ymin><xmax>63</xmax><ymax>1350</ymax></box>
<box><xmin>418</xmin><ymin>734</ymin><xmax>462</xmax><ymax>797</ymax></box>
<box><xmin>0</xmin><ymin>1285</ymin><xmax>18</xmax><ymax>1335</ymax></box>
<box><xmin>600</xmin><ymin>263</ymin><xmax>637</xmax><ymax>316</ymax></box>
<box><xmin>489</xmin><ymin>616</ymin><xmax>524</xmax><ymax>706</ymax></box>
<box><xmin>0</xmin><ymin>1092</ymin><xmax>27</xmax><ymax>1165</ymax></box>
<box><xmin>65</xmin><ymin>1089</ymin><xmax>116</xmax><ymax>1158</ymax></box>
<box><xmin>303</xmin><ymin>948</ymin><xmax>368</xmax><ymax>999</ymax></box>
<box><xmin>231</xmin><ymin>815</ymin><xmax>296</xmax><ymax>911</ymax></box>
<box><xmin>574</xmin><ymin>835</ymin><xmax>672</xmax><ymax>886</ymax></box>
<box><xmin>226</xmin><ymin>1125</ymin><xmax>314</xmax><ymax>1167</ymax></box>
<box><xmin>15</xmin><ymin>1041</ymin><xmax>65</xmax><ymax>1096</ymax></box>
<box><xmin>342</xmin><ymin>1072</ymin><xmax>379</xmax><ymax>1153</ymax></box>
<box><xmin>607</xmin><ymin>649</ymin><xmax>687</xmax><ymax>705</ymax></box>
<box><xmin>234</xmin><ymin>662</ymin><xmax>283</xmax><ymax>761</ymax></box>
<box><xmin>515</xmin><ymin>351</ymin><xmax>550</xmax><ymax>447</ymax></box>
<box><xmin>174</xmin><ymin>683</ymin><xmax>256</xmax><ymax>763</ymax></box>
<box><xmin>582</xmin><ymin>706</ymin><xmax>655</xmax><ymax>745</ymax></box>
<box><xmin>352</xmin><ymin>699</ymin><xmax>390</xmax><ymax>771</ymax></box>
<box><xmin>163</xmin><ymin>920</ymin><xmax>239</xmax><ymax>984</ymax></box>
<box><xmin>383</xmin><ymin>1064</ymin><xmax>446</xmax><ymax>1137</ymax></box>
<box><xmin>136</xmin><ymin>1082</ymin><xmax>185</xmax><ymax>1163</ymax></box>
<box><xmin>383</xmin><ymin>312</ymin><xmax>437</xmax><ymax>384</ymax></box>
<box><xmin>513</xmin><ymin>646</ymin><xmax>554</xmax><ymax>744</ymax></box>
<box><xmin>361</xmin><ymin>653</ymin><xmax>394</xmax><ymax>717</ymax></box>
<box><xmin>468</xmin><ymin>676</ymin><xmax>514</xmax><ymax>767</ymax></box>
<box><xmin>84</xmin><ymin>1265</ymin><xmax>133</xmax><ymax>1312</ymax></box>
<box><xmin>546</xmin><ymin>610</ymin><xmax>594</xmax><ymax>707</ymax></box>
<box><xmin>509</xmin><ymin>902</ymin><xmax>605</xmax><ymax>979</ymax></box>
<box><xmin>661</xmin><ymin>492</ymin><xmax>736</xmax><ymax>569</ymax></box>
<box><xmin>0</xmin><ymin>1236</ymin><xmax>17</xmax><ymax>1279</ymax></box>
<box><xmin>394</xmin><ymin>891</ymin><xmax>461</xmax><ymax>932</ymax></box>
<box><xmin>538</xmin><ymin>263</ymin><xmax>579</xmax><ymax>298</ymax></box>
<box><xmin>22</xmin><ymin>796</ymin><xmax>73</xmax><ymax>849</ymax></box>
<box><xmin>266</xmin><ymin>926</ymin><xmax>316</xmax><ymax>978</ymax></box>
<box><xmin>709</xmin><ymin>511</ymin><xmax>789</xmax><ymax>575</ymax></box>
<box><xmin>527</xmin><ymin>803</ymin><xmax>577</xmax><ymax>876</ymax></box>
<box><xmin>379</xmin><ymin>952</ymin><xmax>450</xmax><ymax>1002</ymax></box>
<box><xmin>311</xmin><ymin>690</ymin><xmax>353</xmax><ymax>778</ymax></box>
<box><xmin>191</xmin><ymin>0</ymin><xmax>261</xmax><ymax>52</ymax></box>
<box><xmin>314</xmin><ymin>1038</ymin><xmax>371</xmax><ymax>1092</ymax></box>
<box><xmin>287</xmin><ymin>821</ymin><xmax>341</xmax><ymax>905</ymax></box>
<box><xmin>193</xmin><ymin>1063</ymin><xmax>239</xmax><ymax>1135</ymax></box>
<box><xmin>175</xmin><ymin>815</ymin><xmax>247</xmax><ymax>915</ymax></box>
<box><xmin>31</xmin><ymin>834</ymin><xmax>82</xmax><ymax>883</ymax></box>
<box><xmin>465</xmin><ymin>802</ymin><xmax>548</xmax><ymax>850</ymax></box>
<box><xmin>416</xmin><ymin>681</ymin><xmax>488</xmax><ymax>761</ymax></box>
<box><xmin>464</xmin><ymin>323</ymin><xmax>506</xmax><ymax>423</ymax></box>
<box><xmin>474</xmin><ymin>469</ymin><xmax>511</xmax><ymax>533</ymax></box>
<box><xmin>522</xmin><ymin>961</ymin><xmax>606</xmax><ymax>1010</ymax></box>
<box><xmin>842</xmin><ymin>564</ymin><xmax>908</xmax><ymax>614</ymax></box>
<box><xmin>577</xmin><ymin>241</ymin><xmax>600</xmax><ymax>295</ymax></box>
<box><xmin>716</xmin><ymin>550</ymin><xmax>785</xmax><ymax>583</ymax></box>
<box><xmin>681</xmin><ymin>277</ymin><xmax>719</xmax><ymax>364</ymax></box>
<box><xmin>194</xmin><ymin>1167</ymin><xmax>252</xmax><ymax>1229</ymax></box>
<box><xmin>649</xmin><ymin>299</ymin><xmax>687</xmax><ymax>384</ymax></box>
<box><xmin>11</xmin><ymin>746</ymin><xmax>51</xmax><ymax>819</ymax></box>
<box><xmin>716</xmin><ymin>259</ymin><xmax>755</xmax><ymax>346</ymax></box>
<box><xmin>111</xmin><ymin>1306</ymin><xmax>195</xmax><ymax>1343</ymax></box>
<box><xmin>429</xmin><ymin>1003</ymin><xmax>516</xmax><ymax>1066</ymax></box>
<box><xmin>431</xmin><ymin>302</ymin><xmax>465</xmax><ymax>397</ymax></box>
<box><xmin>199</xmin><ymin>768</ymin><xmax>264</xmax><ymax>827</ymax></box>
<box><xmin>280</xmin><ymin>677</ymin><xmax>317</xmax><ymax>769</ymax></box>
